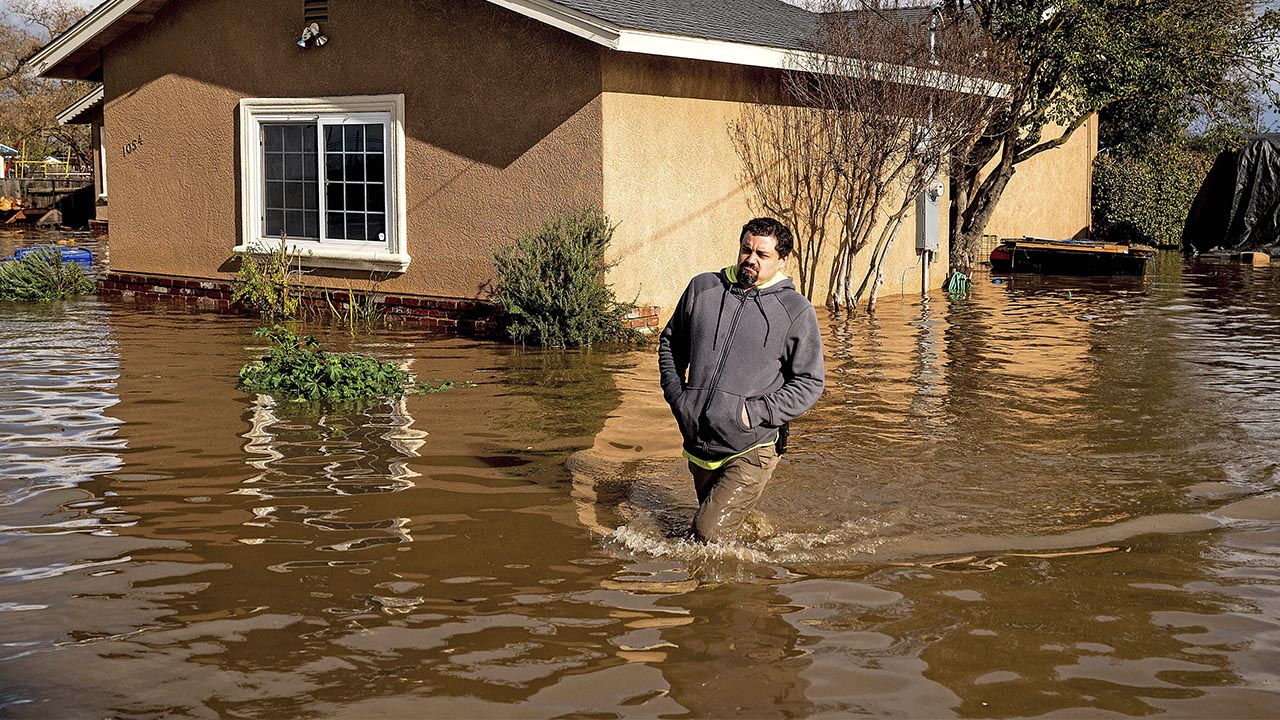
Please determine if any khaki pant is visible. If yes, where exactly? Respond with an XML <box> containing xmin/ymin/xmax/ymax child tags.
<box><xmin>689</xmin><ymin>443</ymin><xmax>780</xmax><ymax>543</ymax></box>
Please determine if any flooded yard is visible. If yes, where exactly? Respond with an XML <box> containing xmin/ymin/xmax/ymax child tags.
<box><xmin>2</xmin><ymin>236</ymin><xmax>1280</xmax><ymax>717</ymax></box>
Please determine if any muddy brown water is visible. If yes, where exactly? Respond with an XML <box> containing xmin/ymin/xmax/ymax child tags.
<box><xmin>2</xmin><ymin>237</ymin><xmax>1279</xmax><ymax>717</ymax></box>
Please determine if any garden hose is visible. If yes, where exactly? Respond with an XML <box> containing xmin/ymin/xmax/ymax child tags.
<box><xmin>944</xmin><ymin>271</ymin><xmax>971</xmax><ymax>295</ymax></box>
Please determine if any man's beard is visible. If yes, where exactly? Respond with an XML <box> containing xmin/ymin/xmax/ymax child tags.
<box><xmin>738</xmin><ymin>263</ymin><xmax>758</xmax><ymax>286</ymax></box>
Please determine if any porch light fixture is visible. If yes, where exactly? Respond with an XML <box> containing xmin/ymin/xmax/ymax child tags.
<box><xmin>297</xmin><ymin>22</ymin><xmax>327</xmax><ymax>48</ymax></box>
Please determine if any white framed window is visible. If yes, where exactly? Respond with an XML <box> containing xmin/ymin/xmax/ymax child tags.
<box><xmin>236</xmin><ymin>94</ymin><xmax>409</xmax><ymax>272</ymax></box>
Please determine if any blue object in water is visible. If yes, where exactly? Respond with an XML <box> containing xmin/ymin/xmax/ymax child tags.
<box><xmin>12</xmin><ymin>247</ymin><xmax>93</xmax><ymax>270</ymax></box>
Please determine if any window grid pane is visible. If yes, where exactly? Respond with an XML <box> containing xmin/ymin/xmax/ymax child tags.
<box><xmin>321</xmin><ymin>122</ymin><xmax>387</xmax><ymax>242</ymax></box>
<box><xmin>262</xmin><ymin>122</ymin><xmax>318</xmax><ymax>239</ymax></box>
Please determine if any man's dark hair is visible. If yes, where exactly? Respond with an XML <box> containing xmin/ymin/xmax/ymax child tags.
<box><xmin>740</xmin><ymin>217</ymin><xmax>794</xmax><ymax>258</ymax></box>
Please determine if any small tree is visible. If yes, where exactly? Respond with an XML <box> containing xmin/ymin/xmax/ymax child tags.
<box><xmin>730</xmin><ymin>102</ymin><xmax>838</xmax><ymax>300</ymax></box>
<box><xmin>798</xmin><ymin>5</ymin><xmax>1007</xmax><ymax>312</ymax></box>
<box><xmin>491</xmin><ymin>208</ymin><xmax>640</xmax><ymax>348</ymax></box>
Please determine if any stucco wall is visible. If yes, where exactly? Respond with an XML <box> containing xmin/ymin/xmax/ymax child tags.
<box><xmin>100</xmin><ymin>0</ymin><xmax>603</xmax><ymax>298</ymax></box>
<box><xmin>983</xmin><ymin>116</ymin><xmax>1097</xmax><ymax>241</ymax></box>
<box><xmin>601</xmin><ymin>55</ymin><xmax>770</xmax><ymax>312</ymax></box>
<box><xmin>601</xmin><ymin>54</ymin><xmax>949</xmax><ymax>314</ymax></box>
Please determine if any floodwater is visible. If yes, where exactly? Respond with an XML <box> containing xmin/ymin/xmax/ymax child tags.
<box><xmin>2</xmin><ymin>237</ymin><xmax>1280</xmax><ymax>718</ymax></box>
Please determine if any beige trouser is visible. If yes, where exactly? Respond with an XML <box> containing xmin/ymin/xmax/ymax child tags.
<box><xmin>689</xmin><ymin>443</ymin><xmax>780</xmax><ymax>543</ymax></box>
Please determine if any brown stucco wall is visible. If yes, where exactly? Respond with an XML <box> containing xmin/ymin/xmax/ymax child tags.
<box><xmin>601</xmin><ymin>53</ymin><xmax>950</xmax><ymax>313</ymax></box>
<box><xmin>983</xmin><ymin>116</ymin><xmax>1098</xmax><ymax>242</ymax></box>
<box><xmin>100</xmin><ymin>0</ymin><xmax>603</xmax><ymax>298</ymax></box>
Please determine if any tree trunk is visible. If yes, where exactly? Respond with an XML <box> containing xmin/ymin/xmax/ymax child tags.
<box><xmin>949</xmin><ymin>140</ymin><xmax>1018</xmax><ymax>275</ymax></box>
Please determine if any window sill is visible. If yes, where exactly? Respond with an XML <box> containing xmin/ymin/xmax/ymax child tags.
<box><xmin>232</xmin><ymin>244</ymin><xmax>410</xmax><ymax>273</ymax></box>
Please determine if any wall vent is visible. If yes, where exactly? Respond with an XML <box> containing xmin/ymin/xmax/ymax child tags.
<box><xmin>304</xmin><ymin>0</ymin><xmax>328</xmax><ymax>23</ymax></box>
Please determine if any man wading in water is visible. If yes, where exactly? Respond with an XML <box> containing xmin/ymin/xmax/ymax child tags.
<box><xmin>658</xmin><ymin>217</ymin><xmax>825</xmax><ymax>543</ymax></box>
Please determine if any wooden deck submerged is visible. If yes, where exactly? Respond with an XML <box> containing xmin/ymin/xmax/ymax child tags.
<box><xmin>990</xmin><ymin>237</ymin><xmax>1156</xmax><ymax>276</ymax></box>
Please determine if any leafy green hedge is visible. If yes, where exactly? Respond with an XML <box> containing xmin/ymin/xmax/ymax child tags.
<box><xmin>491</xmin><ymin>208</ymin><xmax>641</xmax><ymax>347</ymax></box>
<box><xmin>239</xmin><ymin>326</ymin><xmax>470</xmax><ymax>402</ymax></box>
<box><xmin>0</xmin><ymin>247</ymin><xmax>95</xmax><ymax>301</ymax></box>
<box><xmin>1093</xmin><ymin>142</ymin><xmax>1215</xmax><ymax>248</ymax></box>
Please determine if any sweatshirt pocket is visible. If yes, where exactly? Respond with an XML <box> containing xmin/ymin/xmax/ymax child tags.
<box><xmin>673</xmin><ymin>387</ymin><xmax>706</xmax><ymax>440</ymax></box>
<box><xmin>701</xmin><ymin>389</ymin><xmax>755</xmax><ymax>450</ymax></box>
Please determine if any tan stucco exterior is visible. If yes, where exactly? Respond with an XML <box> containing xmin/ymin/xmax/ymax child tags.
<box><xmin>602</xmin><ymin>51</ymin><xmax>1096</xmax><ymax>313</ymax></box>
<box><xmin>983</xmin><ymin>116</ymin><xmax>1098</xmax><ymax>242</ymax></box>
<box><xmin>601</xmin><ymin>55</ymin><xmax>785</xmax><ymax>310</ymax></box>
<box><xmin>101</xmin><ymin>0</ymin><xmax>603</xmax><ymax>298</ymax></box>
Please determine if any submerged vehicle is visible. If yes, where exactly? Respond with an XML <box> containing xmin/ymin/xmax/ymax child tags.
<box><xmin>989</xmin><ymin>237</ymin><xmax>1156</xmax><ymax>276</ymax></box>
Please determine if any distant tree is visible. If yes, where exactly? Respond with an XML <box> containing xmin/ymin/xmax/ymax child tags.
<box><xmin>942</xmin><ymin>0</ymin><xmax>1280</xmax><ymax>273</ymax></box>
<box><xmin>0</xmin><ymin>0</ymin><xmax>91</xmax><ymax>168</ymax></box>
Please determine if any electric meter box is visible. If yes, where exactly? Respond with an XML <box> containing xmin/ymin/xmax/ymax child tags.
<box><xmin>916</xmin><ymin>181</ymin><xmax>943</xmax><ymax>252</ymax></box>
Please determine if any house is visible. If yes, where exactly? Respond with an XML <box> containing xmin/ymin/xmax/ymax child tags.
<box><xmin>33</xmin><ymin>0</ymin><xmax>1096</xmax><ymax>326</ymax></box>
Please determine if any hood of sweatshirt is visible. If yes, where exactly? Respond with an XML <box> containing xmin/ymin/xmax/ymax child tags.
<box><xmin>722</xmin><ymin>264</ymin><xmax>792</xmax><ymax>292</ymax></box>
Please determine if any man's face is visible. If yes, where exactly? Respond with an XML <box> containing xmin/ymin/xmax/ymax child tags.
<box><xmin>737</xmin><ymin>233</ymin><xmax>787</xmax><ymax>288</ymax></box>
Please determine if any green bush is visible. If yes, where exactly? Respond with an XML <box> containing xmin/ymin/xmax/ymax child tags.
<box><xmin>491</xmin><ymin>208</ymin><xmax>641</xmax><ymax>347</ymax></box>
<box><xmin>0</xmin><ymin>247</ymin><xmax>95</xmax><ymax>301</ymax></box>
<box><xmin>239</xmin><ymin>325</ymin><xmax>471</xmax><ymax>402</ymax></box>
<box><xmin>1093</xmin><ymin>142</ymin><xmax>1215</xmax><ymax>248</ymax></box>
<box><xmin>231</xmin><ymin>242</ymin><xmax>305</xmax><ymax>320</ymax></box>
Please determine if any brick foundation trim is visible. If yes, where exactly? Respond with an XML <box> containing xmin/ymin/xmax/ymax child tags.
<box><xmin>623</xmin><ymin>306</ymin><xmax>661</xmax><ymax>332</ymax></box>
<box><xmin>96</xmin><ymin>272</ymin><xmax>661</xmax><ymax>337</ymax></box>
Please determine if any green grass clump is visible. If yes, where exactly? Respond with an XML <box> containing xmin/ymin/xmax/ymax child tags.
<box><xmin>491</xmin><ymin>208</ymin><xmax>642</xmax><ymax>347</ymax></box>
<box><xmin>239</xmin><ymin>326</ymin><xmax>471</xmax><ymax>402</ymax></box>
<box><xmin>0</xmin><ymin>247</ymin><xmax>95</xmax><ymax>301</ymax></box>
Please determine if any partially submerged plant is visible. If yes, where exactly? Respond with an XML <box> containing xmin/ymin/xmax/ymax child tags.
<box><xmin>239</xmin><ymin>325</ymin><xmax>472</xmax><ymax>402</ymax></box>
<box><xmin>0</xmin><ymin>247</ymin><xmax>94</xmax><ymax>301</ymax></box>
<box><xmin>231</xmin><ymin>240</ymin><xmax>306</xmax><ymax>320</ymax></box>
<box><xmin>491</xmin><ymin>208</ymin><xmax>642</xmax><ymax>347</ymax></box>
<box><xmin>322</xmin><ymin>283</ymin><xmax>386</xmax><ymax>336</ymax></box>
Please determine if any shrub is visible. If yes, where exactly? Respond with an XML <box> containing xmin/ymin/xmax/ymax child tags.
<box><xmin>231</xmin><ymin>242</ymin><xmax>305</xmax><ymax>320</ymax></box>
<box><xmin>0</xmin><ymin>247</ymin><xmax>95</xmax><ymax>301</ymax></box>
<box><xmin>239</xmin><ymin>325</ymin><xmax>471</xmax><ymax>402</ymax></box>
<box><xmin>1093</xmin><ymin>142</ymin><xmax>1216</xmax><ymax>248</ymax></box>
<box><xmin>491</xmin><ymin>208</ymin><xmax>641</xmax><ymax>347</ymax></box>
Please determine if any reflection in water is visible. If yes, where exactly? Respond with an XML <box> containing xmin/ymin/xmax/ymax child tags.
<box><xmin>236</xmin><ymin>395</ymin><xmax>428</xmax><ymax>568</ymax></box>
<box><xmin>2</xmin><ymin>249</ymin><xmax>1280</xmax><ymax>717</ymax></box>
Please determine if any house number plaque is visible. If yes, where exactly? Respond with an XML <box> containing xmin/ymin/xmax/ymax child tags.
<box><xmin>121</xmin><ymin>133</ymin><xmax>144</xmax><ymax>158</ymax></box>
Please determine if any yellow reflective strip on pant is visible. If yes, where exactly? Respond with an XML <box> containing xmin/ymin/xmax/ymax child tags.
<box><xmin>684</xmin><ymin>436</ymin><xmax>778</xmax><ymax>471</ymax></box>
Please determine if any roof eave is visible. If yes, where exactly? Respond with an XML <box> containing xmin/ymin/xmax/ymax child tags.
<box><xmin>31</xmin><ymin>0</ymin><xmax>163</xmax><ymax>80</ymax></box>
<box><xmin>56</xmin><ymin>85</ymin><xmax>105</xmax><ymax>125</ymax></box>
<box><xmin>482</xmin><ymin>0</ymin><xmax>622</xmax><ymax>47</ymax></box>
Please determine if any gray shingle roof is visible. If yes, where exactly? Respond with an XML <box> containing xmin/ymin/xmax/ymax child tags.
<box><xmin>554</xmin><ymin>1</ymin><xmax>932</xmax><ymax>52</ymax></box>
<box><xmin>555</xmin><ymin>0</ymin><xmax>822</xmax><ymax>51</ymax></box>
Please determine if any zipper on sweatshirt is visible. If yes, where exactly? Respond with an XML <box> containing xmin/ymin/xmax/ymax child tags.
<box><xmin>702</xmin><ymin>287</ymin><xmax>748</xmax><ymax>414</ymax></box>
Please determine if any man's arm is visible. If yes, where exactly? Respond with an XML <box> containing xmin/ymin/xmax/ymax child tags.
<box><xmin>745</xmin><ymin>305</ymin><xmax>824</xmax><ymax>427</ymax></box>
<box><xmin>657</xmin><ymin>282</ymin><xmax>695</xmax><ymax>405</ymax></box>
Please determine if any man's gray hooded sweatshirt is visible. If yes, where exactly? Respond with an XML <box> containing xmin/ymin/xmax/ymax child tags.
<box><xmin>658</xmin><ymin>267</ymin><xmax>825</xmax><ymax>462</ymax></box>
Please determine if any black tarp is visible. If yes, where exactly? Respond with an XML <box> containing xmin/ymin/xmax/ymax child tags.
<box><xmin>1184</xmin><ymin>134</ymin><xmax>1280</xmax><ymax>253</ymax></box>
